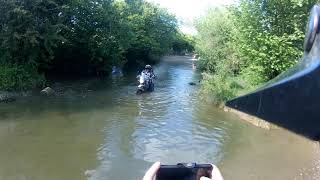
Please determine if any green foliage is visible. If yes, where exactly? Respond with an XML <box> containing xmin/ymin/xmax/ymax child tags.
<box><xmin>233</xmin><ymin>0</ymin><xmax>312</xmax><ymax>81</ymax></box>
<box><xmin>196</xmin><ymin>0</ymin><xmax>317</xmax><ymax>104</ymax></box>
<box><xmin>124</xmin><ymin>0</ymin><xmax>178</xmax><ymax>68</ymax></box>
<box><xmin>200</xmin><ymin>65</ymin><xmax>241</xmax><ymax>105</ymax></box>
<box><xmin>0</xmin><ymin>64</ymin><xmax>45</xmax><ymax>91</ymax></box>
<box><xmin>172</xmin><ymin>32</ymin><xmax>195</xmax><ymax>55</ymax></box>
<box><xmin>195</xmin><ymin>8</ymin><xmax>241</xmax><ymax>73</ymax></box>
<box><xmin>195</xmin><ymin>8</ymin><xmax>243</xmax><ymax>104</ymax></box>
<box><xmin>0</xmin><ymin>0</ymin><xmax>181</xmax><ymax>90</ymax></box>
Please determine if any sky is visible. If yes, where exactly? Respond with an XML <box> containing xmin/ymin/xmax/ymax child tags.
<box><xmin>146</xmin><ymin>0</ymin><xmax>235</xmax><ymax>34</ymax></box>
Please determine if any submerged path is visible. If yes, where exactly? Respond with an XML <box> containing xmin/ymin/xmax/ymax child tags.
<box><xmin>0</xmin><ymin>56</ymin><xmax>318</xmax><ymax>180</ymax></box>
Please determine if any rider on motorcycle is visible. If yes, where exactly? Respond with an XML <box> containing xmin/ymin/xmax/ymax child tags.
<box><xmin>137</xmin><ymin>65</ymin><xmax>155</xmax><ymax>93</ymax></box>
<box><xmin>142</xmin><ymin>65</ymin><xmax>155</xmax><ymax>79</ymax></box>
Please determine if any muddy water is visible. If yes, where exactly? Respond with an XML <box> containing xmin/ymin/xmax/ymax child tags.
<box><xmin>0</xmin><ymin>56</ymin><xmax>318</xmax><ymax>180</ymax></box>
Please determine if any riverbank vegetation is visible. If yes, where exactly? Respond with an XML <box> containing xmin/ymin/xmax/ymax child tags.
<box><xmin>0</xmin><ymin>0</ymin><xmax>192</xmax><ymax>91</ymax></box>
<box><xmin>195</xmin><ymin>0</ymin><xmax>316</xmax><ymax>104</ymax></box>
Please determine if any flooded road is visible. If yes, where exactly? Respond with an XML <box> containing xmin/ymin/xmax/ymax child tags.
<box><xmin>0</xmin><ymin>56</ymin><xmax>318</xmax><ymax>180</ymax></box>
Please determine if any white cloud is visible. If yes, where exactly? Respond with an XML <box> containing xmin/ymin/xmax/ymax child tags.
<box><xmin>147</xmin><ymin>0</ymin><xmax>236</xmax><ymax>34</ymax></box>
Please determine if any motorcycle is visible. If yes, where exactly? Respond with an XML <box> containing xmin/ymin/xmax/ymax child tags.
<box><xmin>136</xmin><ymin>72</ymin><xmax>155</xmax><ymax>94</ymax></box>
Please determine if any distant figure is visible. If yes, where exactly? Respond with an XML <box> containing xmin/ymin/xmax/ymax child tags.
<box><xmin>112</xmin><ymin>66</ymin><xmax>122</xmax><ymax>76</ymax></box>
<box><xmin>192</xmin><ymin>62</ymin><xmax>196</xmax><ymax>70</ymax></box>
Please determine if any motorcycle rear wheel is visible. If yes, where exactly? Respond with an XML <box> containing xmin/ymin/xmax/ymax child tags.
<box><xmin>136</xmin><ymin>89</ymin><xmax>143</xmax><ymax>95</ymax></box>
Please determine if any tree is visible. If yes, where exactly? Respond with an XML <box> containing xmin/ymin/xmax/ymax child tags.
<box><xmin>233</xmin><ymin>0</ymin><xmax>316</xmax><ymax>82</ymax></box>
<box><xmin>195</xmin><ymin>0</ymin><xmax>318</xmax><ymax>104</ymax></box>
<box><xmin>124</xmin><ymin>0</ymin><xmax>178</xmax><ymax>69</ymax></box>
<box><xmin>0</xmin><ymin>0</ymin><xmax>182</xmax><ymax>90</ymax></box>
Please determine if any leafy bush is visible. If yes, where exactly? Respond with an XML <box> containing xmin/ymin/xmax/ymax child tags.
<box><xmin>195</xmin><ymin>0</ymin><xmax>316</xmax><ymax>104</ymax></box>
<box><xmin>171</xmin><ymin>32</ymin><xmax>195</xmax><ymax>55</ymax></box>
<box><xmin>0</xmin><ymin>0</ymin><xmax>182</xmax><ymax>90</ymax></box>
<box><xmin>201</xmin><ymin>73</ymin><xmax>237</xmax><ymax>105</ymax></box>
<box><xmin>0</xmin><ymin>64</ymin><xmax>45</xmax><ymax>91</ymax></box>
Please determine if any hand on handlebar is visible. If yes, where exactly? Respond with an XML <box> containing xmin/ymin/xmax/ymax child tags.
<box><xmin>143</xmin><ymin>162</ymin><xmax>161</xmax><ymax>180</ymax></box>
<box><xmin>200</xmin><ymin>164</ymin><xmax>224</xmax><ymax>180</ymax></box>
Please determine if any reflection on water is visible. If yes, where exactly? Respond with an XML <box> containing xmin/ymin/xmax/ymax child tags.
<box><xmin>0</xmin><ymin>56</ymin><xmax>318</xmax><ymax>180</ymax></box>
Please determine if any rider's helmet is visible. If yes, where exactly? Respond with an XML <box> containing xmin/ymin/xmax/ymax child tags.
<box><xmin>145</xmin><ymin>65</ymin><xmax>152</xmax><ymax>69</ymax></box>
